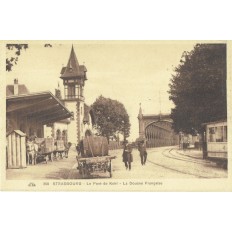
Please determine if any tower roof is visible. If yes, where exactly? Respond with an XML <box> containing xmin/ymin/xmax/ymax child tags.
<box><xmin>60</xmin><ymin>45</ymin><xmax>87</xmax><ymax>79</ymax></box>
<box><xmin>138</xmin><ymin>103</ymin><xmax>143</xmax><ymax>119</ymax></box>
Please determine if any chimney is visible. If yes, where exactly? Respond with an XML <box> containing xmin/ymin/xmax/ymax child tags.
<box><xmin>55</xmin><ymin>89</ymin><xmax>62</xmax><ymax>100</ymax></box>
<box><xmin>14</xmin><ymin>78</ymin><xmax>19</xmax><ymax>95</ymax></box>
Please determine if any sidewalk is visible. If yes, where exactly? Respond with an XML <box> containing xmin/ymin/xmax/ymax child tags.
<box><xmin>6</xmin><ymin>147</ymin><xmax>79</xmax><ymax>180</ymax></box>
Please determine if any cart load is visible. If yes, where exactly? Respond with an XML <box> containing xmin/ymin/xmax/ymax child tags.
<box><xmin>82</xmin><ymin>136</ymin><xmax>109</xmax><ymax>157</ymax></box>
<box><xmin>34</xmin><ymin>137</ymin><xmax>55</xmax><ymax>161</ymax></box>
<box><xmin>76</xmin><ymin>136</ymin><xmax>116</xmax><ymax>178</ymax></box>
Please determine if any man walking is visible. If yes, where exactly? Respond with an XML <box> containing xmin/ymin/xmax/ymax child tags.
<box><xmin>138</xmin><ymin>140</ymin><xmax>147</xmax><ymax>165</ymax></box>
<box><xmin>122</xmin><ymin>141</ymin><xmax>133</xmax><ymax>170</ymax></box>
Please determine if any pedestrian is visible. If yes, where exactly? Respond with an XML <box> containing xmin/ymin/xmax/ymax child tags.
<box><xmin>122</xmin><ymin>140</ymin><xmax>133</xmax><ymax>170</ymax></box>
<box><xmin>138</xmin><ymin>140</ymin><xmax>147</xmax><ymax>165</ymax></box>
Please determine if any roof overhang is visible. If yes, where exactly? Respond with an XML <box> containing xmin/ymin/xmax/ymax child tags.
<box><xmin>6</xmin><ymin>91</ymin><xmax>72</xmax><ymax>125</ymax></box>
<box><xmin>202</xmin><ymin>119</ymin><xmax>227</xmax><ymax>126</ymax></box>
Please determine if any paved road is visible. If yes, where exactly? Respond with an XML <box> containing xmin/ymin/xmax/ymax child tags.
<box><xmin>6</xmin><ymin>146</ymin><xmax>227</xmax><ymax>180</ymax></box>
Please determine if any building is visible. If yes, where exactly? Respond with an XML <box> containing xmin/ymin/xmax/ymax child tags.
<box><xmin>6</xmin><ymin>79</ymin><xmax>72</xmax><ymax>138</ymax></box>
<box><xmin>45</xmin><ymin>46</ymin><xmax>95</xmax><ymax>145</ymax></box>
<box><xmin>138</xmin><ymin>105</ymin><xmax>179</xmax><ymax>148</ymax></box>
<box><xmin>6</xmin><ymin>79</ymin><xmax>72</xmax><ymax>168</ymax></box>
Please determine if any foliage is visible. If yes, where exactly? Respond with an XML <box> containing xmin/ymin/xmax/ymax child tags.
<box><xmin>169</xmin><ymin>44</ymin><xmax>227</xmax><ymax>134</ymax></box>
<box><xmin>91</xmin><ymin>95</ymin><xmax>131</xmax><ymax>141</ymax></box>
<box><xmin>6</xmin><ymin>44</ymin><xmax>28</xmax><ymax>71</ymax></box>
<box><xmin>6</xmin><ymin>43</ymin><xmax>52</xmax><ymax>71</ymax></box>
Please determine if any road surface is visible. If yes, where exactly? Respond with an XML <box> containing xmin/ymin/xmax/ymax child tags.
<box><xmin>6</xmin><ymin>146</ymin><xmax>227</xmax><ymax>180</ymax></box>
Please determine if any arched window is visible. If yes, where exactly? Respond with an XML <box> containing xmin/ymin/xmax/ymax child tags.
<box><xmin>56</xmin><ymin>129</ymin><xmax>61</xmax><ymax>140</ymax></box>
<box><xmin>62</xmin><ymin>130</ymin><xmax>67</xmax><ymax>144</ymax></box>
<box><xmin>85</xmin><ymin>129</ymin><xmax>92</xmax><ymax>137</ymax></box>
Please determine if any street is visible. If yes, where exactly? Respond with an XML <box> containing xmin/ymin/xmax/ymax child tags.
<box><xmin>6</xmin><ymin>146</ymin><xmax>227</xmax><ymax>180</ymax></box>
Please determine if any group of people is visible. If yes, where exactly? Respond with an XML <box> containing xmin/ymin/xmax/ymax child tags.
<box><xmin>122</xmin><ymin>139</ymin><xmax>147</xmax><ymax>171</ymax></box>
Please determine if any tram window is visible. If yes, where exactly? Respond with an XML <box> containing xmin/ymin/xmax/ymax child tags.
<box><xmin>208</xmin><ymin>127</ymin><xmax>216</xmax><ymax>142</ymax></box>
<box><xmin>215</xmin><ymin>126</ymin><xmax>223</xmax><ymax>142</ymax></box>
<box><xmin>209</xmin><ymin>126</ymin><xmax>224</xmax><ymax>142</ymax></box>
<box><xmin>223</xmin><ymin>126</ymin><xmax>227</xmax><ymax>142</ymax></box>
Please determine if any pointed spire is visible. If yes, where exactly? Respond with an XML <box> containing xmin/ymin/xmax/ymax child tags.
<box><xmin>60</xmin><ymin>45</ymin><xmax>81</xmax><ymax>79</ymax></box>
<box><xmin>138</xmin><ymin>103</ymin><xmax>143</xmax><ymax>119</ymax></box>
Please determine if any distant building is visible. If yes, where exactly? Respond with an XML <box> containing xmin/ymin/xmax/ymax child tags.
<box><xmin>138</xmin><ymin>105</ymin><xmax>179</xmax><ymax>148</ymax></box>
<box><xmin>45</xmin><ymin>46</ymin><xmax>95</xmax><ymax>145</ymax></box>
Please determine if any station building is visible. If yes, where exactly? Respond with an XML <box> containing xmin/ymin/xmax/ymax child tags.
<box><xmin>6</xmin><ymin>79</ymin><xmax>72</xmax><ymax>138</ymax></box>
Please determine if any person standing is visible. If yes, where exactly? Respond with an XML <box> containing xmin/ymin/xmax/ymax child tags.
<box><xmin>122</xmin><ymin>141</ymin><xmax>133</xmax><ymax>170</ymax></box>
<box><xmin>138</xmin><ymin>140</ymin><xmax>147</xmax><ymax>165</ymax></box>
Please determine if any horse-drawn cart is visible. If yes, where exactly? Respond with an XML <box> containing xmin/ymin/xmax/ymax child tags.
<box><xmin>76</xmin><ymin>136</ymin><xmax>116</xmax><ymax>178</ymax></box>
<box><xmin>35</xmin><ymin>138</ymin><xmax>70</xmax><ymax>163</ymax></box>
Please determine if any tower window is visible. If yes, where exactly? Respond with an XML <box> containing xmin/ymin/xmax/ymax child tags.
<box><xmin>67</xmin><ymin>85</ymin><xmax>76</xmax><ymax>98</ymax></box>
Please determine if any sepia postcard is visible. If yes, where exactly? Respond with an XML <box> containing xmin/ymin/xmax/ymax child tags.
<box><xmin>0</xmin><ymin>40</ymin><xmax>231</xmax><ymax>191</ymax></box>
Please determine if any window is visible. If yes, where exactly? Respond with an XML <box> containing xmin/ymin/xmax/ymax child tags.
<box><xmin>67</xmin><ymin>85</ymin><xmax>76</xmax><ymax>98</ymax></box>
<box><xmin>56</xmin><ymin>129</ymin><xmax>61</xmax><ymax>140</ymax></box>
<box><xmin>208</xmin><ymin>125</ymin><xmax>227</xmax><ymax>142</ymax></box>
<box><xmin>215</xmin><ymin>126</ymin><xmax>223</xmax><ymax>142</ymax></box>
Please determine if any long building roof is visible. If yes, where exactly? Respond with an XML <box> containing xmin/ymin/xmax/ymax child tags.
<box><xmin>7</xmin><ymin>91</ymin><xmax>72</xmax><ymax>125</ymax></box>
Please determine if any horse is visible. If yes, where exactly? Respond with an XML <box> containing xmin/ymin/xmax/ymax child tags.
<box><xmin>26</xmin><ymin>140</ymin><xmax>37</xmax><ymax>165</ymax></box>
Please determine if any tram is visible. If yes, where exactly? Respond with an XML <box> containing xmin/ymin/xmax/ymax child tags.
<box><xmin>202</xmin><ymin>120</ymin><xmax>227</xmax><ymax>168</ymax></box>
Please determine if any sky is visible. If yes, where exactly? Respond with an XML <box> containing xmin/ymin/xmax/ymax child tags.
<box><xmin>6</xmin><ymin>41</ymin><xmax>195</xmax><ymax>140</ymax></box>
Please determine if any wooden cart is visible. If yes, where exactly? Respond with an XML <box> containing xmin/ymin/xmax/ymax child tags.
<box><xmin>77</xmin><ymin>155</ymin><xmax>116</xmax><ymax>178</ymax></box>
<box><xmin>35</xmin><ymin>137</ymin><xmax>55</xmax><ymax>162</ymax></box>
<box><xmin>76</xmin><ymin>136</ymin><xmax>116</xmax><ymax>178</ymax></box>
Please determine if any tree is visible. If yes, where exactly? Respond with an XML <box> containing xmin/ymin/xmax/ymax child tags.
<box><xmin>169</xmin><ymin>44</ymin><xmax>227</xmax><ymax>134</ymax></box>
<box><xmin>6</xmin><ymin>43</ymin><xmax>52</xmax><ymax>71</ymax></box>
<box><xmin>6</xmin><ymin>44</ymin><xmax>28</xmax><ymax>72</ymax></box>
<box><xmin>91</xmin><ymin>95</ymin><xmax>131</xmax><ymax>142</ymax></box>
